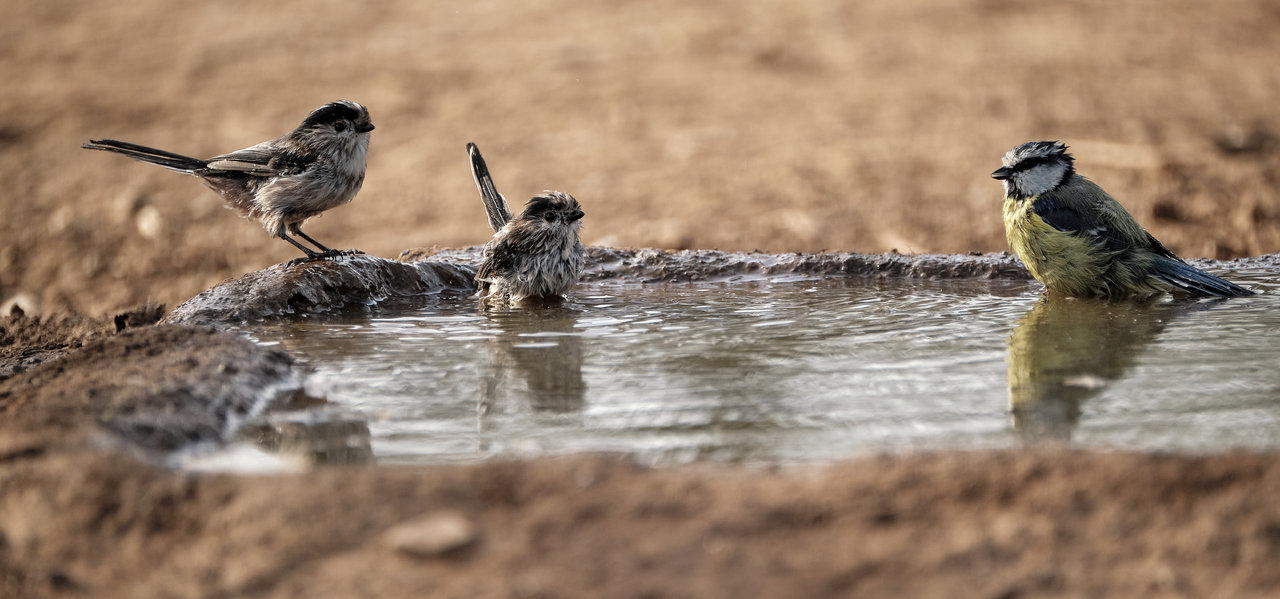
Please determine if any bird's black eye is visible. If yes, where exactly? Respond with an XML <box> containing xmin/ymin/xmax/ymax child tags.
<box><xmin>334</xmin><ymin>121</ymin><xmax>348</xmax><ymax>132</ymax></box>
<box><xmin>1013</xmin><ymin>156</ymin><xmax>1049</xmax><ymax>172</ymax></box>
<box><xmin>544</xmin><ymin>212</ymin><xmax>557</xmax><ymax>223</ymax></box>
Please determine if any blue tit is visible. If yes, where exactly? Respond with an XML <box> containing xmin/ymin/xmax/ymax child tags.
<box><xmin>993</xmin><ymin>141</ymin><xmax>1254</xmax><ymax>298</ymax></box>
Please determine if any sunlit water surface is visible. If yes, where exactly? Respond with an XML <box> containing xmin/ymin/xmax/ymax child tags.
<box><xmin>243</xmin><ymin>268</ymin><xmax>1280</xmax><ymax>466</ymax></box>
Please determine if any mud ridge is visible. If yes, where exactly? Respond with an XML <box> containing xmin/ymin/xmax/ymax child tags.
<box><xmin>404</xmin><ymin>246</ymin><xmax>1039</xmax><ymax>283</ymax></box>
<box><xmin>0</xmin><ymin>324</ymin><xmax>303</xmax><ymax>453</ymax></box>
<box><xmin>170</xmin><ymin>247</ymin><xmax>1279</xmax><ymax>326</ymax></box>
<box><xmin>165</xmin><ymin>255</ymin><xmax>475</xmax><ymax>326</ymax></box>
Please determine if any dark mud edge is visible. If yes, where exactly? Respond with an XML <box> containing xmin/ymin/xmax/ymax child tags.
<box><xmin>165</xmin><ymin>247</ymin><xmax>1037</xmax><ymax>327</ymax></box>
<box><xmin>165</xmin><ymin>255</ymin><xmax>475</xmax><ymax>326</ymax></box>
<box><xmin>0</xmin><ymin>324</ymin><xmax>303</xmax><ymax>455</ymax></box>
<box><xmin>407</xmin><ymin>245</ymin><xmax>1037</xmax><ymax>284</ymax></box>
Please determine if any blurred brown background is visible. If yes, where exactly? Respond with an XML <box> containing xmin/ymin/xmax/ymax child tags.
<box><xmin>2</xmin><ymin>0</ymin><xmax>1278</xmax><ymax>315</ymax></box>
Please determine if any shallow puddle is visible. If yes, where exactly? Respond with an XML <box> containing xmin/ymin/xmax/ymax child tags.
<box><xmin>243</xmin><ymin>266</ymin><xmax>1280</xmax><ymax>466</ymax></box>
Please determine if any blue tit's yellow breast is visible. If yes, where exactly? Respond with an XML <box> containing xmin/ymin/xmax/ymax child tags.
<box><xmin>1002</xmin><ymin>195</ymin><xmax>1107</xmax><ymax>296</ymax></box>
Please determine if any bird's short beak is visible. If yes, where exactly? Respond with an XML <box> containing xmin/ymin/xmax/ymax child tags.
<box><xmin>991</xmin><ymin>166</ymin><xmax>1014</xmax><ymax>180</ymax></box>
<box><xmin>568</xmin><ymin>209</ymin><xmax>585</xmax><ymax>222</ymax></box>
<box><xmin>357</xmin><ymin>122</ymin><xmax>375</xmax><ymax>133</ymax></box>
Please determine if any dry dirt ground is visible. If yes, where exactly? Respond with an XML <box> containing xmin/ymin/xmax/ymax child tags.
<box><xmin>2</xmin><ymin>0</ymin><xmax>1280</xmax><ymax>316</ymax></box>
<box><xmin>3</xmin><ymin>1</ymin><xmax>1280</xmax><ymax>597</ymax></box>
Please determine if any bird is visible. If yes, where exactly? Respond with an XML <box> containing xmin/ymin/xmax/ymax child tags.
<box><xmin>993</xmin><ymin>140</ymin><xmax>1254</xmax><ymax>298</ymax></box>
<box><xmin>467</xmin><ymin>142</ymin><xmax>585</xmax><ymax>305</ymax></box>
<box><xmin>82</xmin><ymin>100</ymin><xmax>374</xmax><ymax>263</ymax></box>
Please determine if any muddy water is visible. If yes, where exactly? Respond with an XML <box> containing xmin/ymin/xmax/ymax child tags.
<box><xmin>245</xmin><ymin>267</ymin><xmax>1279</xmax><ymax>466</ymax></box>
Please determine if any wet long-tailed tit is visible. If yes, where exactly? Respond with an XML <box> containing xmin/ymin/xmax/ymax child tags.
<box><xmin>467</xmin><ymin>142</ymin><xmax>585</xmax><ymax>305</ymax></box>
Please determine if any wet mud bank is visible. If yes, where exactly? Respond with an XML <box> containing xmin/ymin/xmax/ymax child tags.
<box><xmin>165</xmin><ymin>255</ymin><xmax>475</xmax><ymax>327</ymax></box>
<box><xmin>169</xmin><ymin>246</ymin><xmax>1274</xmax><ymax>327</ymax></box>
<box><xmin>167</xmin><ymin>245</ymin><xmax>1269</xmax><ymax>325</ymax></box>
<box><xmin>168</xmin><ymin>247</ymin><xmax>1038</xmax><ymax>326</ymax></box>
<box><xmin>0</xmin><ymin>323</ymin><xmax>303</xmax><ymax>455</ymax></box>
<box><xmin>406</xmin><ymin>245</ymin><xmax>1039</xmax><ymax>284</ymax></box>
<box><xmin>2</xmin><ymin>248</ymin><xmax>1278</xmax><ymax>598</ymax></box>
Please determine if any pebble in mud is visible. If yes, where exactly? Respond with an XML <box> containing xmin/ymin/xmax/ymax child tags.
<box><xmin>383</xmin><ymin>510</ymin><xmax>480</xmax><ymax>558</ymax></box>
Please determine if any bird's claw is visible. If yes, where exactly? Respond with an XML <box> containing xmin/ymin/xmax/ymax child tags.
<box><xmin>284</xmin><ymin>249</ymin><xmax>364</xmax><ymax>268</ymax></box>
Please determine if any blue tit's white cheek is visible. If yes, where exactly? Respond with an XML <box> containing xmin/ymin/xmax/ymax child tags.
<box><xmin>1018</xmin><ymin>163</ymin><xmax>1069</xmax><ymax>197</ymax></box>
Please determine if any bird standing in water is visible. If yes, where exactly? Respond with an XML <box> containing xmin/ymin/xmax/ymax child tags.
<box><xmin>993</xmin><ymin>141</ymin><xmax>1254</xmax><ymax>298</ymax></box>
<box><xmin>467</xmin><ymin>143</ymin><xmax>585</xmax><ymax>305</ymax></box>
<box><xmin>83</xmin><ymin>100</ymin><xmax>374</xmax><ymax>263</ymax></box>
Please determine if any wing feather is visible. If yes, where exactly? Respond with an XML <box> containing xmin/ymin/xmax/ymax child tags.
<box><xmin>205</xmin><ymin>142</ymin><xmax>280</xmax><ymax>176</ymax></box>
<box><xmin>1033</xmin><ymin>176</ymin><xmax>1155</xmax><ymax>256</ymax></box>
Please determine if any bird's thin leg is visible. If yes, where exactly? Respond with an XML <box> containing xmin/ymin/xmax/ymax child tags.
<box><xmin>289</xmin><ymin>226</ymin><xmax>334</xmax><ymax>253</ymax></box>
<box><xmin>281</xmin><ymin>233</ymin><xmax>320</xmax><ymax>257</ymax></box>
<box><xmin>282</xmin><ymin>234</ymin><xmax>325</xmax><ymax>266</ymax></box>
<box><xmin>289</xmin><ymin>224</ymin><xmax>363</xmax><ymax>258</ymax></box>
<box><xmin>279</xmin><ymin>221</ymin><xmax>342</xmax><ymax>266</ymax></box>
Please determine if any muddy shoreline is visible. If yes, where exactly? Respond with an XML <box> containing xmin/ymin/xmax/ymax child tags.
<box><xmin>2</xmin><ymin>248</ymin><xmax>1278</xmax><ymax>597</ymax></box>
<box><xmin>168</xmin><ymin>247</ymin><xmax>1039</xmax><ymax>325</ymax></box>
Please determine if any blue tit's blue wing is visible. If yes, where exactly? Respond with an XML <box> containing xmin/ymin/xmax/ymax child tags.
<box><xmin>1034</xmin><ymin>177</ymin><xmax>1179</xmax><ymax>261</ymax></box>
<box><xmin>1032</xmin><ymin>192</ymin><xmax>1127</xmax><ymax>253</ymax></box>
<box><xmin>1150</xmin><ymin>257</ymin><xmax>1256</xmax><ymax>297</ymax></box>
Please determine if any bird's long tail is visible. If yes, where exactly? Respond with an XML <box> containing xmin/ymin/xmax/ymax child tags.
<box><xmin>1152</xmin><ymin>256</ymin><xmax>1256</xmax><ymax>297</ymax></box>
<box><xmin>82</xmin><ymin>139</ymin><xmax>208</xmax><ymax>173</ymax></box>
<box><xmin>467</xmin><ymin>142</ymin><xmax>512</xmax><ymax>233</ymax></box>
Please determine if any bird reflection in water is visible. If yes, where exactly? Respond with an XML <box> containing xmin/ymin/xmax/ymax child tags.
<box><xmin>1006</xmin><ymin>294</ymin><xmax>1208</xmax><ymax>444</ymax></box>
<box><xmin>477</xmin><ymin>305</ymin><xmax>587</xmax><ymax>442</ymax></box>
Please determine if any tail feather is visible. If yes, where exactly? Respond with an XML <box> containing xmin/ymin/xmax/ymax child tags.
<box><xmin>467</xmin><ymin>142</ymin><xmax>511</xmax><ymax>233</ymax></box>
<box><xmin>1152</xmin><ymin>257</ymin><xmax>1255</xmax><ymax>298</ymax></box>
<box><xmin>82</xmin><ymin>139</ymin><xmax>208</xmax><ymax>173</ymax></box>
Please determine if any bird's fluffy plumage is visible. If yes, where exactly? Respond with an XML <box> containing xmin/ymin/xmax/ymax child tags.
<box><xmin>83</xmin><ymin>100</ymin><xmax>373</xmax><ymax>260</ymax></box>
<box><xmin>995</xmin><ymin>141</ymin><xmax>1253</xmax><ymax>298</ymax></box>
<box><xmin>468</xmin><ymin>143</ymin><xmax>585</xmax><ymax>305</ymax></box>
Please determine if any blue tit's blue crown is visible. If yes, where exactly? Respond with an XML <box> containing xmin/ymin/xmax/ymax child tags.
<box><xmin>1002</xmin><ymin>140</ymin><xmax>1074</xmax><ymax>170</ymax></box>
<box><xmin>996</xmin><ymin>140</ymin><xmax>1077</xmax><ymax>200</ymax></box>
